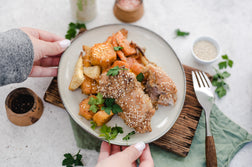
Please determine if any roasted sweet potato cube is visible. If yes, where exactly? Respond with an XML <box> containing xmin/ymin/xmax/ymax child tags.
<box><xmin>93</xmin><ymin>110</ymin><xmax>113</xmax><ymax>126</ymax></box>
<box><xmin>79</xmin><ymin>97</ymin><xmax>96</xmax><ymax>120</ymax></box>
<box><xmin>80</xmin><ymin>76</ymin><xmax>98</xmax><ymax>95</ymax></box>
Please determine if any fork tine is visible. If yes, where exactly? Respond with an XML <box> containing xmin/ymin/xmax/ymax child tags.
<box><xmin>192</xmin><ymin>71</ymin><xmax>199</xmax><ymax>88</ymax></box>
<box><xmin>198</xmin><ymin>71</ymin><xmax>208</xmax><ymax>87</ymax></box>
<box><xmin>195</xmin><ymin>71</ymin><xmax>203</xmax><ymax>87</ymax></box>
<box><xmin>202</xmin><ymin>72</ymin><xmax>212</xmax><ymax>88</ymax></box>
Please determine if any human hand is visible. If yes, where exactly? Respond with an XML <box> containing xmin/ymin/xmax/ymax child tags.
<box><xmin>96</xmin><ymin>141</ymin><xmax>154</xmax><ymax>167</ymax></box>
<box><xmin>20</xmin><ymin>27</ymin><xmax>71</xmax><ymax>77</ymax></box>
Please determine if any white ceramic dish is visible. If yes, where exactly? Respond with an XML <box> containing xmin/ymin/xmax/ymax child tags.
<box><xmin>192</xmin><ymin>36</ymin><xmax>221</xmax><ymax>64</ymax></box>
<box><xmin>58</xmin><ymin>24</ymin><xmax>186</xmax><ymax>145</ymax></box>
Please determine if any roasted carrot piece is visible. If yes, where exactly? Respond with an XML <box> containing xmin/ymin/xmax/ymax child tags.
<box><xmin>117</xmin><ymin>50</ymin><xmax>127</xmax><ymax>62</ymax></box>
<box><xmin>112</xmin><ymin>61</ymin><xmax>130</xmax><ymax>69</ymax></box>
<box><xmin>115</xmin><ymin>31</ymin><xmax>136</xmax><ymax>56</ymax></box>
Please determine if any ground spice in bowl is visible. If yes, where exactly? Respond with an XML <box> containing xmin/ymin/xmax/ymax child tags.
<box><xmin>192</xmin><ymin>36</ymin><xmax>220</xmax><ymax>64</ymax></box>
<box><xmin>11</xmin><ymin>94</ymin><xmax>34</xmax><ymax>114</ymax></box>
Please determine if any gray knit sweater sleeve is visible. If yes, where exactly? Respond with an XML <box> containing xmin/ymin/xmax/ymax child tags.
<box><xmin>0</xmin><ymin>29</ymin><xmax>34</xmax><ymax>86</ymax></box>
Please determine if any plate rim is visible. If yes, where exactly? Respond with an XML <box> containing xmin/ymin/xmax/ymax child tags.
<box><xmin>58</xmin><ymin>23</ymin><xmax>186</xmax><ymax>145</ymax></box>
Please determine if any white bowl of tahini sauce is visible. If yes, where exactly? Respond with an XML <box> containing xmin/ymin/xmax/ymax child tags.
<box><xmin>192</xmin><ymin>36</ymin><xmax>220</xmax><ymax>64</ymax></box>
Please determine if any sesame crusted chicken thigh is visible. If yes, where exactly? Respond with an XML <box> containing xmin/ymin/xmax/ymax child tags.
<box><xmin>98</xmin><ymin>70</ymin><xmax>155</xmax><ymax>133</ymax></box>
<box><xmin>144</xmin><ymin>64</ymin><xmax>177</xmax><ymax>109</ymax></box>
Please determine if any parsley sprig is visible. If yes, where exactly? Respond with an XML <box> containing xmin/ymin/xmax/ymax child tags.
<box><xmin>212</xmin><ymin>55</ymin><xmax>233</xmax><ymax>98</ymax></box>
<box><xmin>102</xmin><ymin>98</ymin><xmax>123</xmax><ymax>115</ymax></box>
<box><xmin>114</xmin><ymin>46</ymin><xmax>123</xmax><ymax>51</ymax></box>
<box><xmin>65</xmin><ymin>22</ymin><xmax>86</xmax><ymax>40</ymax></box>
<box><xmin>88</xmin><ymin>93</ymin><xmax>104</xmax><ymax>113</ymax></box>
<box><xmin>175</xmin><ymin>29</ymin><xmax>190</xmax><ymax>37</ymax></box>
<box><xmin>136</xmin><ymin>72</ymin><xmax>144</xmax><ymax>82</ymax></box>
<box><xmin>99</xmin><ymin>124</ymin><xmax>123</xmax><ymax>143</ymax></box>
<box><xmin>107</xmin><ymin>66</ymin><xmax>127</xmax><ymax>76</ymax></box>
<box><xmin>123</xmin><ymin>131</ymin><xmax>135</xmax><ymax>141</ymax></box>
<box><xmin>90</xmin><ymin>121</ymin><xmax>97</xmax><ymax>130</ymax></box>
<box><xmin>62</xmin><ymin>150</ymin><xmax>84</xmax><ymax>167</ymax></box>
<box><xmin>218</xmin><ymin>55</ymin><xmax>233</xmax><ymax>69</ymax></box>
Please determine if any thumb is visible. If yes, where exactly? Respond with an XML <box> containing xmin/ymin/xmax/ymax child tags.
<box><xmin>119</xmin><ymin>142</ymin><xmax>146</xmax><ymax>163</ymax></box>
<box><xmin>40</xmin><ymin>39</ymin><xmax>71</xmax><ymax>57</ymax></box>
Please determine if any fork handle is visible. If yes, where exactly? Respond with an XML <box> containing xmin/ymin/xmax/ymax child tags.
<box><xmin>206</xmin><ymin>136</ymin><xmax>217</xmax><ymax>167</ymax></box>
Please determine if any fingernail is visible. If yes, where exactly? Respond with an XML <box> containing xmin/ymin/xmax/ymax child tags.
<box><xmin>59</xmin><ymin>39</ymin><xmax>71</xmax><ymax>49</ymax></box>
<box><xmin>134</xmin><ymin>142</ymin><xmax>145</xmax><ymax>153</ymax></box>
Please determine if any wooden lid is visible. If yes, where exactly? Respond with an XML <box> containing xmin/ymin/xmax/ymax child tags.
<box><xmin>113</xmin><ymin>0</ymin><xmax>144</xmax><ymax>23</ymax></box>
<box><xmin>5</xmin><ymin>87</ymin><xmax>44</xmax><ymax>126</ymax></box>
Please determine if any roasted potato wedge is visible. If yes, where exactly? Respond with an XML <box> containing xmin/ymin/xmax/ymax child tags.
<box><xmin>93</xmin><ymin>110</ymin><xmax>114</xmax><ymax>126</ymax></box>
<box><xmin>69</xmin><ymin>53</ymin><xmax>85</xmax><ymax>91</ymax></box>
<box><xmin>79</xmin><ymin>96</ymin><xmax>96</xmax><ymax>120</ymax></box>
<box><xmin>83</xmin><ymin>66</ymin><xmax>101</xmax><ymax>79</ymax></box>
<box><xmin>82</xmin><ymin>45</ymin><xmax>91</xmax><ymax>67</ymax></box>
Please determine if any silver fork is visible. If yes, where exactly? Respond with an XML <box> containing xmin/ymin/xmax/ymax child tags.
<box><xmin>192</xmin><ymin>71</ymin><xmax>217</xmax><ymax>167</ymax></box>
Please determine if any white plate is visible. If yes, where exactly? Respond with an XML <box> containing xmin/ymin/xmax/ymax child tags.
<box><xmin>58</xmin><ymin>24</ymin><xmax>186</xmax><ymax>145</ymax></box>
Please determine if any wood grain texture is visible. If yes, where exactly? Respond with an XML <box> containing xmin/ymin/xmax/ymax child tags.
<box><xmin>206</xmin><ymin>136</ymin><xmax>217</xmax><ymax>167</ymax></box>
<box><xmin>43</xmin><ymin>65</ymin><xmax>211</xmax><ymax>157</ymax></box>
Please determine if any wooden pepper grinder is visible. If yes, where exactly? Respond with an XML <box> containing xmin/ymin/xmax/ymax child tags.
<box><xmin>5</xmin><ymin>87</ymin><xmax>44</xmax><ymax>126</ymax></box>
<box><xmin>113</xmin><ymin>0</ymin><xmax>144</xmax><ymax>23</ymax></box>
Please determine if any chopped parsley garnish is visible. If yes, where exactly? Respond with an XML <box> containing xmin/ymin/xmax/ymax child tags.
<box><xmin>123</xmin><ymin>131</ymin><xmax>135</xmax><ymax>141</ymax></box>
<box><xmin>107</xmin><ymin>66</ymin><xmax>127</xmax><ymax>76</ymax></box>
<box><xmin>89</xmin><ymin>104</ymin><xmax>99</xmax><ymax>113</ymax></box>
<box><xmin>212</xmin><ymin>55</ymin><xmax>233</xmax><ymax>98</ymax></box>
<box><xmin>136</xmin><ymin>72</ymin><xmax>144</xmax><ymax>82</ymax></box>
<box><xmin>114</xmin><ymin>46</ymin><xmax>123</xmax><ymax>51</ymax></box>
<box><xmin>102</xmin><ymin>98</ymin><xmax>123</xmax><ymax>115</ymax></box>
<box><xmin>99</xmin><ymin>124</ymin><xmax>123</xmax><ymax>143</ymax></box>
<box><xmin>88</xmin><ymin>93</ymin><xmax>105</xmax><ymax>113</ymax></box>
<box><xmin>65</xmin><ymin>22</ymin><xmax>86</xmax><ymax>40</ymax></box>
<box><xmin>62</xmin><ymin>150</ymin><xmax>84</xmax><ymax>167</ymax></box>
<box><xmin>90</xmin><ymin>121</ymin><xmax>97</xmax><ymax>130</ymax></box>
<box><xmin>218</xmin><ymin>55</ymin><xmax>233</xmax><ymax>69</ymax></box>
<box><xmin>175</xmin><ymin>29</ymin><xmax>190</xmax><ymax>37</ymax></box>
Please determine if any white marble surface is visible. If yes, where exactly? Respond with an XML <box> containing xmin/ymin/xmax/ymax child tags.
<box><xmin>0</xmin><ymin>0</ymin><xmax>252</xmax><ymax>166</ymax></box>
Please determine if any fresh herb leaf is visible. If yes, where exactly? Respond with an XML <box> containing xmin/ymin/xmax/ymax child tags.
<box><xmin>76</xmin><ymin>23</ymin><xmax>86</xmax><ymax>29</ymax></box>
<box><xmin>222</xmin><ymin>55</ymin><xmax>228</xmax><ymax>60</ymax></box>
<box><xmin>90</xmin><ymin>121</ymin><xmax>97</xmax><ymax>130</ymax></box>
<box><xmin>114</xmin><ymin>46</ymin><xmax>123</xmax><ymax>51</ymax></box>
<box><xmin>103</xmin><ymin>98</ymin><xmax>122</xmax><ymax>115</ymax></box>
<box><xmin>212</xmin><ymin>55</ymin><xmax>233</xmax><ymax>98</ymax></box>
<box><xmin>112</xmin><ymin>104</ymin><xmax>123</xmax><ymax>114</ymax></box>
<box><xmin>88</xmin><ymin>97</ymin><xmax>97</xmax><ymax>105</ymax></box>
<box><xmin>175</xmin><ymin>29</ymin><xmax>190</xmax><ymax>37</ymax></box>
<box><xmin>228</xmin><ymin>60</ymin><xmax>233</xmax><ymax>68</ymax></box>
<box><xmin>99</xmin><ymin>124</ymin><xmax>123</xmax><ymax>143</ymax></box>
<box><xmin>218</xmin><ymin>61</ymin><xmax>227</xmax><ymax>69</ymax></box>
<box><xmin>101</xmin><ymin>106</ymin><xmax>112</xmax><ymax>115</ymax></box>
<box><xmin>222</xmin><ymin>71</ymin><xmax>231</xmax><ymax>78</ymax></box>
<box><xmin>104</xmin><ymin>98</ymin><xmax>115</xmax><ymax>107</ymax></box>
<box><xmin>62</xmin><ymin>150</ymin><xmax>84</xmax><ymax>167</ymax></box>
<box><xmin>123</xmin><ymin>131</ymin><xmax>135</xmax><ymax>141</ymax></box>
<box><xmin>218</xmin><ymin>54</ymin><xmax>233</xmax><ymax>69</ymax></box>
<box><xmin>107</xmin><ymin>66</ymin><xmax>127</xmax><ymax>76</ymax></box>
<box><xmin>89</xmin><ymin>104</ymin><xmax>99</xmax><ymax>113</ymax></box>
<box><xmin>65</xmin><ymin>22</ymin><xmax>86</xmax><ymax>40</ymax></box>
<box><xmin>136</xmin><ymin>72</ymin><xmax>144</xmax><ymax>82</ymax></box>
<box><xmin>96</xmin><ymin>93</ymin><xmax>104</xmax><ymax>105</ymax></box>
<box><xmin>62</xmin><ymin>153</ymin><xmax>75</xmax><ymax>166</ymax></box>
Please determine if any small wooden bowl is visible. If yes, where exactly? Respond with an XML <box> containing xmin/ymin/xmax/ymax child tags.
<box><xmin>113</xmin><ymin>0</ymin><xmax>144</xmax><ymax>23</ymax></box>
<box><xmin>5</xmin><ymin>87</ymin><xmax>44</xmax><ymax>126</ymax></box>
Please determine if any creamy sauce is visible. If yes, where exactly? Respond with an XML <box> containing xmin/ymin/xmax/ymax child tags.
<box><xmin>193</xmin><ymin>40</ymin><xmax>217</xmax><ymax>61</ymax></box>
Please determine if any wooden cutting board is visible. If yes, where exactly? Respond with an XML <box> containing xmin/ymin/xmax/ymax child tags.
<box><xmin>44</xmin><ymin>65</ymin><xmax>211</xmax><ymax>157</ymax></box>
